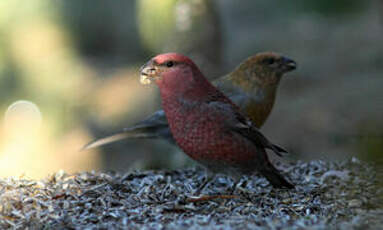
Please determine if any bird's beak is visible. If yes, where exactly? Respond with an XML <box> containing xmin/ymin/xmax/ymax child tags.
<box><xmin>280</xmin><ymin>56</ymin><xmax>297</xmax><ymax>72</ymax></box>
<box><xmin>140</xmin><ymin>60</ymin><xmax>157</xmax><ymax>85</ymax></box>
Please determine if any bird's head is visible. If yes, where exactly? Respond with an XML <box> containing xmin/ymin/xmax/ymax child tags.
<box><xmin>140</xmin><ymin>53</ymin><xmax>199</xmax><ymax>85</ymax></box>
<box><xmin>140</xmin><ymin>53</ymin><xmax>208</xmax><ymax>95</ymax></box>
<box><xmin>232</xmin><ymin>52</ymin><xmax>297</xmax><ymax>87</ymax></box>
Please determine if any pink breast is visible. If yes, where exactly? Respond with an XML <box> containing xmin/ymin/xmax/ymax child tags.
<box><xmin>166</xmin><ymin>103</ymin><xmax>256</xmax><ymax>167</ymax></box>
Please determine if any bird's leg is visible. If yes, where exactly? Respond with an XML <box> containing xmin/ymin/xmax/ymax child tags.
<box><xmin>186</xmin><ymin>173</ymin><xmax>240</xmax><ymax>203</ymax></box>
<box><xmin>229</xmin><ymin>177</ymin><xmax>241</xmax><ymax>195</ymax></box>
<box><xmin>228</xmin><ymin>173</ymin><xmax>248</xmax><ymax>195</ymax></box>
<box><xmin>195</xmin><ymin>170</ymin><xmax>215</xmax><ymax>195</ymax></box>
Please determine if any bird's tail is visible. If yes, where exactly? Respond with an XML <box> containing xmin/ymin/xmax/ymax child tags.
<box><xmin>81</xmin><ymin>110</ymin><xmax>173</xmax><ymax>150</ymax></box>
<box><xmin>81</xmin><ymin>127</ymin><xmax>158</xmax><ymax>150</ymax></box>
<box><xmin>81</xmin><ymin>125</ymin><xmax>173</xmax><ymax>150</ymax></box>
<box><xmin>260</xmin><ymin>161</ymin><xmax>294</xmax><ymax>189</ymax></box>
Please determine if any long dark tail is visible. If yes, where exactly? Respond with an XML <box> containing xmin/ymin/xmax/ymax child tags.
<box><xmin>260</xmin><ymin>161</ymin><xmax>294</xmax><ymax>189</ymax></box>
<box><xmin>82</xmin><ymin>110</ymin><xmax>174</xmax><ymax>150</ymax></box>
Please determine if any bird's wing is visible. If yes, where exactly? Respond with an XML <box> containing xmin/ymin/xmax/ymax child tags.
<box><xmin>82</xmin><ymin>110</ymin><xmax>172</xmax><ymax>150</ymax></box>
<box><xmin>231</xmin><ymin>119</ymin><xmax>287</xmax><ymax>157</ymax></box>
<box><xmin>213</xmin><ymin>75</ymin><xmax>253</xmax><ymax>110</ymax></box>
<box><xmin>123</xmin><ymin>110</ymin><xmax>169</xmax><ymax>130</ymax></box>
<box><xmin>212</xmin><ymin>74</ymin><xmax>234</xmax><ymax>93</ymax></box>
<box><xmin>207</xmin><ymin>99</ymin><xmax>287</xmax><ymax>157</ymax></box>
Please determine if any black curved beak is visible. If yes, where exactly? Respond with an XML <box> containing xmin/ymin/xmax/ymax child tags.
<box><xmin>140</xmin><ymin>60</ymin><xmax>156</xmax><ymax>76</ymax></box>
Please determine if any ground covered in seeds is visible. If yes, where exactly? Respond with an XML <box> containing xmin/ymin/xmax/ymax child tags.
<box><xmin>0</xmin><ymin>158</ymin><xmax>382</xmax><ymax>229</ymax></box>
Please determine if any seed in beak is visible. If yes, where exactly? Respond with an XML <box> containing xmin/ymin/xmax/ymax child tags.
<box><xmin>140</xmin><ymin>74</ymin><xmax>152</xmax><ymax>85</ymax></box>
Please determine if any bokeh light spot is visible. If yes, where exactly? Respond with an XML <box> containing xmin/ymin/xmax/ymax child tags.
<box><xmin>4</xmin><ymin>100</ymin><xmax>42</xmax><ymax>134</ymax></box>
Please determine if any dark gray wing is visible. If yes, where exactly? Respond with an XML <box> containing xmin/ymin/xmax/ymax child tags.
<box><xmin>204</xmin><ymin>91</ymin><xmax>287</xmax><ymax>157</ymax></box>
<box><xmin>228</xmin><ymin>114</ymin><xmax>287</xmax><ymax>157</ymax></box>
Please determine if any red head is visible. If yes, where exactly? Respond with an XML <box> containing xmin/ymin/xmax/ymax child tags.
<box><xmin>140</xmin><ymin>53</ymin><xmax>213</xmax><ymax>98</ymax></box>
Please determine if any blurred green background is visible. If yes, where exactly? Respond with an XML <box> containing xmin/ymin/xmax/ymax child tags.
<box><xmin>0</xmin><ymin>0</ymin><xmax>382</xmax><ymax>178</ymax></box>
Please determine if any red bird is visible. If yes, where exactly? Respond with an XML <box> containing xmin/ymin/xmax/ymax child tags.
<box><xmin>140</xmin><ymin>53</ymin><xmax>293</xmax><ymax>189</ymax></box>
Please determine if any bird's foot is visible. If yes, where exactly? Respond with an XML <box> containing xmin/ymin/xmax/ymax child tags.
<box><xmin>229</xmin><ymin>177</ymin><xmax>247</xmax><ymax>195</ymax></box>
<box><xmin>194</xmin><ymin>172</ymin><xmax>215</xmax><ymax>195</ymax></box>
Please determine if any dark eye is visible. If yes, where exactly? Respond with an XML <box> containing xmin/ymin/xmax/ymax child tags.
<box><xmin>264</xmin><ymin>58</ymin><xmax>275</xmax><ymax>65</ymax></box>
<box><xmin>166</xmin><ymin>61</ymin><xmax>174</xmax><ymax>67</ymax></box>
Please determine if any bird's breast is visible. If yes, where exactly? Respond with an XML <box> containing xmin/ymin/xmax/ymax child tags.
<box><xmin>162</xmin><ymin>98</ymin><xmax>258</xmax><ymax>171</ymax></box>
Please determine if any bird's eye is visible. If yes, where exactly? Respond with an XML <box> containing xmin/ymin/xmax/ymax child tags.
<box><xmin>166</xmin><ymin>61</ymin><xmax>174</xmax><ymax>67</ymax></box>
<box><xmin>264</xmin><ymin>58</ymin><xmax>275</xmax><ymax>65</ymax></box>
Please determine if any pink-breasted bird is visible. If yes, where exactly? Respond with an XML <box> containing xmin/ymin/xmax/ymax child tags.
<box><xmin>83</xmin><ymin>52</ymin><xmax>296</xmax><ymax>150</ymax></box>
<box><xmin>139</xmin><ymin>53</ymin><xmax>294</xmax><ymax>189</ymax></box>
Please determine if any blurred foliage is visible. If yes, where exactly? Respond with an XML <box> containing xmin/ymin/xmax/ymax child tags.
<box><xmin>58</xmin><ymin>0</ymin><xmax>144</xmax><ymax>64</ymax></box>
<box><xmin>0</xmin><ymin>0</ymin><xmax>103</xmax><ymax>178</ymax></box>
<box><xmin>137</xmin><ymin>0</ymin><xmax>177</xmax><ymax>53</ymax></box>
<box><xmin>137</xmin><ymin>0</ymin><xmax>223</xmax><ymax>77</ymax></box>
<box><xmin>294</xmin><ymin>0</ymin><xmax>369</xmax><ymax>16</ymax></box>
